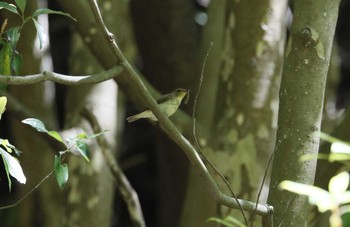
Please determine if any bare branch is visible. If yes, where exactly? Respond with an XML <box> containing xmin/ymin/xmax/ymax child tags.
<box><xmin>0</xmin><ymin>65</ymin><xmax>122</xmax><ymax>85</ymax></box>
<box><xmin>81</xmin><ymin>108</ymin><xmax>146</xmax><ymax>227</ymax></box>
<box><xmin>88</xmin><ymin>0</ymin><xmax>273</xmax><ymax>218</ymax></box>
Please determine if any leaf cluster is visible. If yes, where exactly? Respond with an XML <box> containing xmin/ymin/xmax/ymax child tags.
<box><xmin>0</xmin><ymin>0</ymin><xmax>75</xmax><ymax>78</ymax></box>
<box><xmin>22</xmin><ymin>118</ymin><xmax>106</xmax><ymax>189</ymax></box>
<box><xmin>279</xmin><ymin>133</ymin><xmax>350</xmax><ymax>226</ymax></box>
<box><xmin>0</xmin><ymin>96</ymin><xmax>26</xmax><ymax>191</ymax></box>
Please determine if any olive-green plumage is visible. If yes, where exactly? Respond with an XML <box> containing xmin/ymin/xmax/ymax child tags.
<box><xmin>127</xmin><ymin>88</ymin><xmax>189</xmax><ymax>123</ymax></box>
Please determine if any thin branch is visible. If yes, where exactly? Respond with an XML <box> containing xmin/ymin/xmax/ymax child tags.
<box><xmin>87</xmin><ymin>0</ymin><xmax>273</xmax><ymax>218</ymax></box>
<box><xmin>0</xmin><ymin>171</ymin><xmax>54</xmax><ymax>210</ymax></box>
<box><xmin>0</xmin><ymin>65</ymin><xmax>122</xmax><ymax>85</ymax></box>
<box><xmin>192</xmin><ymin>42</ymin><xmax>248</xmax><ymax>226</ymax></box>
<box><xmin>81</xmin><ymin>108</ymin><xmax>146</xmax><ymax>227</ymax></box>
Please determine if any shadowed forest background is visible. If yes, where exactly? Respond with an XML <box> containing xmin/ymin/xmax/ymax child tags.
<box><xmin>0</xmin><ymin>0</ymin><xmax>349</xmax><ymax>226</ymax></box>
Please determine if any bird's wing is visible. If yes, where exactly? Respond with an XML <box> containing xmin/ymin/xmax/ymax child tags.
<box><xmin>156</xmin><ymin>93</ymin><xmax>172</xmax><ymax>104</ymax></box>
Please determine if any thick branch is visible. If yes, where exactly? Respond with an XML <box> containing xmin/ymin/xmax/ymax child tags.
<box><xmin>0</xmin><ymin>65</ymin><xmax>122</xmax><ymax>85</ymax></box>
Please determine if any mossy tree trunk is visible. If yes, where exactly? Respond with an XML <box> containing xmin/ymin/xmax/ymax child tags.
<box><xmin>267</xmin><ymin>0</ymin><xmax>340</xmax><ymax>226</ymax></box>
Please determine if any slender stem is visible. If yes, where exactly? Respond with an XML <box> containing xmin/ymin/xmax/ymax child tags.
<box><xmin>81</xmin><ymin>108</ymin><xmax>146</xmax><ymax>227</ymax></box>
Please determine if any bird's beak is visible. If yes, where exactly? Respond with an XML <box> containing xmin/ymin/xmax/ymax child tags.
<box><xmin>184</xmin><ymin>89</ymin><xmax>190</xmax><ymax>104</ymax></box>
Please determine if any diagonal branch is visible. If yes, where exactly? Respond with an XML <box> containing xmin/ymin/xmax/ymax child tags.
<box><xmin>81</xmin><ymin>108</ymin><xmax>146</xmax><ymax>227</ymax></box>
<box><xmin>87</xmin><ymin>0</ymin><xmax>273</xmax><ymax>218</ymax></box>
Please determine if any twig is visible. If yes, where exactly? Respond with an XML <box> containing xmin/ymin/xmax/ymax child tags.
<box><xmin>87</xmin><ymin>0</ymin><xmax>272</xmax><ymax>217</ymax></box>
<box><xmin>0</xmin><ymin>65</ymin><xmax>122</xmax><ymax>85</ymax></box>
<box><xmin>192</xmin><ymin>42</ymin><xmax>248</xmax><ymax>225</ymax></box>
<box><xmin>0</xmin><ymin>171</ymin><xmax>54</xmax><ymax>210</ymax></box>
<box><xmin>81</xmin><ymin>108</ymin><xmax>146</xmax><ymax>227</ymax></box>
<box><xmin>252</xmin><ymin>151</ymin><xmax>276</xmax><ymax>227</ymax></box>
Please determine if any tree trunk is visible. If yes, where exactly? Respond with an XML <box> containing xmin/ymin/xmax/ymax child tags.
<box><xmin>180</xmin><ymin>0</ymin><xmax>287</xmax><ymax>226</ymax></box>
<box><xmin>267</xmin><ymin>0</ymin><xmax>340</xmax><ymax>226</ymax></box>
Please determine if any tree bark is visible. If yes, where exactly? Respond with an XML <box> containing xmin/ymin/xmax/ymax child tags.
<box><xmin>180</xmin><ymin>0</ymin><xmax>287</xmax><ymax>226</ymax></box>
<box><xmin>267</xmin><ymin>0</ymin><xmax>340</xmax><ymax>226</ymax></box>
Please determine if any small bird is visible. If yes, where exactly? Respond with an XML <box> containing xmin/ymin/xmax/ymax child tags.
<box><xmin>127</xmin><ymin>88</ymin><xmax>189</xmax><ymax>123</ymax></box>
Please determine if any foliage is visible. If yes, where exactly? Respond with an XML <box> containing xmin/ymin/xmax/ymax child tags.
<box><xmin>22</xmin><ymin>118</ymin><xmax>106</xmax><ymax>189</ymax></box>
<box><xmin>0</xmin><ymin>96</ymin><xmax>26</xmax><ymax>191</ymax></box>
<box><xmin>207</xmin><ymin>216</ymin><xmax>246</xmax><ymax>227</ymax></box>
<box><xmin>0</xmin><ymin>0</ymin><xmax>76</xmax><ymax>78</ymax></box>
<box><xmin>279</xmin><ymin>133</ymin><xmax>350</xmax><ymax>227</ymax></box>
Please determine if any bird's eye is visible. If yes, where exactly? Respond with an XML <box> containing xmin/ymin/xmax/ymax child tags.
<box><xmin>177</xmin><ymin>89</ymin><xmax>181</xmax><ymax>92</ymax></box>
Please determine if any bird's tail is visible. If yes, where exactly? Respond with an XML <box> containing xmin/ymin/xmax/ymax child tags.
<box><xmin>126</xmin><ymin>114</ymin><xmax>141</xmax><ymax>122</ymax></box>
<box><xmin>126</xmin><ymin>111</ymin><xmax>151</xmax><ymax>123</ymax></box>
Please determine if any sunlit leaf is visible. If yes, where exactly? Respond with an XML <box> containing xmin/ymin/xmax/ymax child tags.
<box><xmin>0</xmin><ymin>138</ymin><xmax>20</xmax><ymax>156</ymax></box>
<box><xmin>76</xmin><ymin>140</ymin><xmax>90</xmax><ymax>162</ymax></box>
<box><xmin>0</xmin><ymin>2</ymin><xmax>19</xmax><ymax>15</ymax></box>
<box><xmin>1</xmin><ymin>139</ymin><xmax>12</xmax><ymax>153</ymax></box>
<box><xmin>54</xmin><ymin>155</ymin><xmax>68</xmax><ymax>190</ymax></box>
<box><xmin>319</xmin><ymin>132</ymin><xmax>345</xmax><ymax>144</ymax></box>
<box><xmin>0</xmin><ymin>96</ymin><xmax>7</xmax><ymax>119</ymax></box>
<box><xmin>22</xmin><ymin>118</ymin><xmax>48</xmax><ymax>132</ymax></box>
<box><xmin>76</xmin><ymin>133</ymin><xmax>88</xmax><ymax>139</ymax></box>
<box><xmin>1</xmin><ymin>148</ymin><xmax>11</xmax><ymax>190</ymax></box>
<box><xmin>0</xmin><ymin>148</ymin><xmax>26</xmax><ymax>190</ymax></box>
<box><xmin>335</xmin><ymin>191</ymin><xmax>350</xmax><ymax>206</ymax></box>
<box><xmin>331</xmin><ymin>142</ymin><xmax>350</xmax><ymax>154</ymax></box>
<box><xmin>329</xmin><ymin>171</ymin><xmax>349</xmax><ymax>194</ymax></box>
<box><xmin>225</xmin><ymin>216</ymin><xmax>246</xmax><ymax>227</ymax></box>
<box><xmin>208</xmin><ymin>216</ymin><xmax>246</xmax><ymax>227</ymax></box>
<box><xmin>14</xmin><ymin>0</ymin><xmax>26</xmax><ymax>14</ymax></box>
<box><xmin>32</xmin><ymin>8</ymin><xmax>76</xmax><ymax>21</ymax></box>
<box><xmin>329</xmin><ymin>153</ymin><xmax>350</xmax><ymax>162</ymax></box>
<box><xmin>207</xmin><ymin>217</ymin><xmax>236</xmax><ymax>227</ymax></box>
<box><xmin>279</xmin><ymin>180</ymin><xmax>334</xmax><ymax>212</ymax></box>
<box><xmin>48</xmin><ymin>130</ymin><xmax>63</xmax><ymax>143</ymax></box>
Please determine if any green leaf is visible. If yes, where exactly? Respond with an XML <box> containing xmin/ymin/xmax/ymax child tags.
<box><xmin>14</xmin><ymin>0</ymin><xmax>26</xmax><ymax>14</ymax></box>
<box><xmin>0</xmin><ymin>138</ymin><xmax>20</xmax><ymax>155</ymax></box>
<box><xmin>22</xmin><ymin>118</ymin><xmax>65</xmax><ymax>144</ymax></box>
<box><xmin>31</xmin><ymin>18</ymin><xmax>46</xmax><ymax>49</ymax></box>
<box><xmin>0</xmin><ymin>39</ymin><xmax>12</xmax><ymax>75</ymax></box>
<box><xmin>11</xmin><ymin>51</ymin><xmax>22</xmax><ymax>75</ymax></box>
<box><xmin>22</xmin><ymin>118</ymin><xmax>48</xmax><ymax>132</ymax></box>
<box><xmin>1</xmin><ymin>139</ymin><xmax>12</xmax><ymax>153</ymax></box>
<box><xmin>54</xmin><ymin>155</ymin><xmax>68</xmax><ymax>190</ymax></box>
<box><xmin>0</xmin><ymin>147</ymin><xmax>26</xmax><ymax>191</ymax></box>
<box><xmin>0</xmin><ymin>96</ymin><xmax>7</xmax><ymax>119</ymax></box>
<box><xmin>48</xmin><ymin>130</ymin><xmax>63</xmax><ymax>143</ymax></box>
<box><xmin>32</xmin><ymin>8</ymin><xmax>76</xmax><ymax>21</ymax></box>
<box><xmin>319</xmin><ymin>132</ymin><xmax>345</xmax><ymax>144</ymax></box>
<box><xmin>76</xmin><ymin>140</ymin><xmax>90</xmax><ymax>162</ymax></box>
<box><xmin>76</xmin><ymin>133</ymin><xmax>88</xmax><ymax>139</ymax></box>
<box><xmin>0</xmin><ymin>2</ymin><xmax>19</xmax><ymax>15</ymax></box>
<box><xmin>7</xmin><ymin>26</ymin><xmax>21</xmax><ymax>48</ymax></box>
<box><xmin>207</xmin><ymin>217</ymin><xmax>246</xmax><ymax>227</ymax></box>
